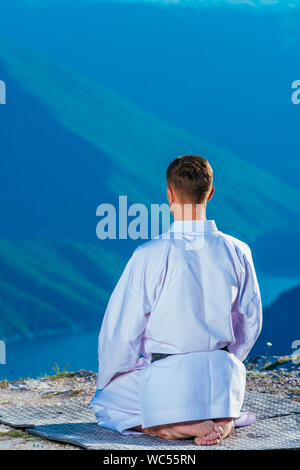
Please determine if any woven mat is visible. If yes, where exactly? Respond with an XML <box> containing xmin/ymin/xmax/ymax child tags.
<box><xmin>0</xmin><ymin>392</ymin><xmax>299</xmax><ymax>450</ymax></box>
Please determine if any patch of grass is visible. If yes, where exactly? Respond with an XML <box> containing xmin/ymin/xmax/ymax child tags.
<box><xmin>45</xmin><ymin>361</ymin><xmax>75</xmax><ymax>380</ymax></box>
<box><xmin>69</xmin><ymin>389</ymin><xmax>83</xmax><ymax>397</ymax></box>
<box><xmin>41</xmin><ymin>389</ymin><xmax>83</xmax><ymax>399</ymax></box>
<box><xmin>288</xmin><ymin>388</ymin><xmax>300</xmax><ymax>394</ymax></box>
<box><xmin>47</xmin><ymin>372</ymin><xmax>75</xmax><ymax>381</ymax></box>
<box><xmin>261</xmin><ymin>356</ymin><xmax>293</xmax><ymax>371</ymax></box>
<box><xmin>0</xmin><ymin>380</ymin><xmax>8</xmax><ymax>389</ymax></box>
<box><xmin>3</xmin><ymin>377</ymin><xmax>29</xmax><ymax>384</ymax></box>
<box><xmin>41</xmin><ymin>392</ymin><xmax>59</xmax><ymax>399</ymax></box>
<box><xmin>24</xmin><ymin>434</ymin><xmax>46</xmax><ymax>442</ymax></box>
<box><xmin>0</xmin><ymin>430</ymin><xmax>26</xmax><ymax>438</ymax></box>
<box><xmin>52</xmin><ymin>361</ymin><xmax>69</xmax><ymax>376</ymax></box>
<box><xmin>247</xmin><ymin>370</ymin><xmax>267</xmax><ymax>379</ymax></box>
<box><xmin>41</xmin><ymin>391</ymin><xmax>67</xmax><ymax>399</ymax></box>
<box><xmin>0</xmin><ymin>427</ymin><xmax>56</xmax><ymax>443</ymax></box>
<box><xmin>46</xmin><ymin>372</ymin><xmax>75</xmax><ymax>381</ymax></box>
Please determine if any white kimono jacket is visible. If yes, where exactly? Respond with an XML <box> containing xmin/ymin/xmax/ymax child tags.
<box><xmin>91</xmin><ymin>220</ymin><xmax>262</xmax><ymax>434</ymax></box>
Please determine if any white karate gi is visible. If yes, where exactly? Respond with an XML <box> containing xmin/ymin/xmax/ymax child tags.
<box><xmin>91</xmin><ymin>220</ymin><xmax>262</xmax><ymax>434</ymax></box>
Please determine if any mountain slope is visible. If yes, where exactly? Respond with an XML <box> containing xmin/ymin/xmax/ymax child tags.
<box><xmin>252</xmin><ymin>284</ymin><xmax>300</xmax><ymax>356</ymax></box>
<box><xmin>0</xmin><ymin>36</ymin><xmax>299</xmax><ymax>348</ymax></box>
<box><xmin>1</xmin><ymin>0</ymin><xmax>299</xmax><ymax>190</ymax></box>
<box><xmin>0</xmin><ymin>237</ymin><xmax>298</xmax><ymax>353</ymax></box>
<box><xmin>0</xmin><ymin>37</ymin><xmax>300</xmax><ymax>244</ymax></box>
<box><xmin>0</xmin><ymin>240</ymin><xmax>126</xmax><ymax>342</ymax></box>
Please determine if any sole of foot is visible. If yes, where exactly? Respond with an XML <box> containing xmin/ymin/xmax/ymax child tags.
<box><xmin>143</xmin><ymin>419</ymin><xmax>220</xmax><ymax>441</ymax></box>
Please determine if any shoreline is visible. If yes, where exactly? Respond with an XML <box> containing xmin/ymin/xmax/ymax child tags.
<box><xmin>0</xmin><ymin>321</ymin><xmax>101</xmax><ymax>346</ymax></box>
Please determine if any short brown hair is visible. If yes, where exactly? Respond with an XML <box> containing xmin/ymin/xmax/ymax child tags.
<box><xmin>166</xmin><ymin>155</ymin><xmax>213</xmax><ymax>203</ymax></box>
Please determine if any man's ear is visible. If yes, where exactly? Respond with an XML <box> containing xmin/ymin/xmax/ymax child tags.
<box><xmin>167</xmin><ymin>184</ymin><xmax>175</xmax><ymax>205</ymax></box>
<box><xmin>207</xmin><ymin>186</ymin><xmax>215</xmax><ymax>202</ymax></box>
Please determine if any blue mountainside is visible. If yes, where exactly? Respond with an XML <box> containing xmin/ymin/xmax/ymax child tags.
<box><xmin>0</xmin><ymin>1</ymin><xmax>299</xmax><ymax>354</ymax></box>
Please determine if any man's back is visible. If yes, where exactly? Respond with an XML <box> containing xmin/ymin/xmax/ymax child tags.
<box><xmin>132</xmin><ymin>219</ymin><xmax>261</xmax><ymax>358</ymax></box>
<box><xmin>96</xmin><ymin>219</ymin><xmax>262</xmax><ymax>390</ymax></box>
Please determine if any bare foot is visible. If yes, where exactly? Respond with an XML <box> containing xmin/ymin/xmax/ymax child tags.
<box><xmin>213</xmin><ymin>418</ymin><xmax>234</xmax><ymax>440</ymax></box>
<box><xmin>131</xmin><ymin>420</ymin><xmax>222</xmax><ymax>441</ymax></box>
<box><xmin>195</xmin><ymin>418</ymin><xmax>234</xmax><ymax>445</ymax></box>
<box><xmin>156</xmin><ymin>419</ymin><xmax>219</xmax><ymax>441</ymax></box>
<box><xmin>194</xmin><ymin>422</ymin><xmax>222</xmax><ymax>446</ymax></box>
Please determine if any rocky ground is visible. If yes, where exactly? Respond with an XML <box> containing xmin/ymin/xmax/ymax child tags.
<box><xmin>0</xmin><ymin>357</ymin><xmax>299</xmax><ymax>450</ymax></box>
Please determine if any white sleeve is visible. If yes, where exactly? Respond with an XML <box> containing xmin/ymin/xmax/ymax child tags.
<box><xmin>228</xmin><ymin>246</ymin><xmax>263</xmax><ymax>361</ymax></box>
<box><xmin>96</xmin><ymin>251</ymin><xmax>149</xmax><ymax>389</ymax></box>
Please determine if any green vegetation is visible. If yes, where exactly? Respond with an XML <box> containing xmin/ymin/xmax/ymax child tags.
<box><xmin>69</xmin><ymin>389</ymin><xmax>83</xmax><ymax>396</ymax></box>
<box><xmin>0</xmin><ymin>240</ymin><xmax>125</xmax><ymax>341</ymax></box>
<box><xmin>44</xmin><ymin>362</ymin><xmax>76</xmax><ymax>381</ymax></box>
<box><xmin>51</xmin><ymin>361</ymin><xmax>70</xmax><ymax>377</ymax></box>
<box><xmin>247</xmin><ymin>370</ymin><xmax>267</xmax><ymax>379</ymax></box>
<box><xmin>41</xmin><ymin>388</ymin><xmax>83</xmax><ymax>399</ymax></box>
<box><xmin>0</xmin><ymin>428</ymin><xmax>47</xmax><ymax>442</ymax></box>
<box><xmin>45</xmin><ymin>373</ymin><xmax>75</xmax><ymax>382</ymax></box>
<box><xmin>261</xmin><ymin>356</ymin><xmax>295</xmax><ymax>371</ymax></box>
<box><xmin>288</xmin><ymin>388</ymin><xmax>300</xmax><ymax>394</ymax></box>
<box><xmin>0</xmin><ymin>430</ymin><xmax>25</xmax><ymax>438</ymax></box>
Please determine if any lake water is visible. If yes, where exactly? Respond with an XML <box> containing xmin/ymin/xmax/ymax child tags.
<box><xmin>1</xmin><ymin>271</ymin><xmax>299</xmax><ymax>381</ymax></box>
<box><xmin>0</xmin><ymin>330</ymin><xmax>99</xmax><ymax>381</ymax></box>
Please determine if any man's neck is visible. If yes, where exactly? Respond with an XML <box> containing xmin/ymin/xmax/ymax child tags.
<box><xmin>172</xmin><ymin>202</ymin><xmax>207</xmax><ymax>221</ymax></box>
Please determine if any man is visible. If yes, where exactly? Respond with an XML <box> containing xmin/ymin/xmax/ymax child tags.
<box><xmin>91</xmin><ymin>155</ymin><xmax>262</xmax><ymax>445</ymax></box>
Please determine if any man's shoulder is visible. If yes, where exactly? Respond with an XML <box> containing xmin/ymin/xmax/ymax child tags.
<box><xmin>128</xmin><ymin>234</ymin><xmax>170</xmax><ymax>277</ymax></box>
<box><xmin>218</xmin><ymin>230</ymin><xmax>251</xmax><ymax>256</ymax></box>
<box><xmin>134</xmin><ymin>232</ymin><xmax>171</xmax><ymax>256</ymax></box>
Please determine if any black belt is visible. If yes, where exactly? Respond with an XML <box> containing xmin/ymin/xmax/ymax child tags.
<box><xmin>151</xmin><ymin>346</ymin><xmax>229</xmax><ymax>364</ymax></box>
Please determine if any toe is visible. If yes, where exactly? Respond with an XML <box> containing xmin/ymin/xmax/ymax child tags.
<box><xmin>214</xmin><ymin>423</ymin><xmax>224</xmax><ymax>436</ymax></box>
<box><xmin>194</xmin><ymin>436</ymin><xmax>203</xmax><ymax>445</ymax></box>
<box><xmin>194</xmin><ymin>430</ymin><xmax>221</xmax><ymax>446</ymax></box>
<box><xmin>206</xmin><ymin>439</ymin><xmax>219</xmax><ymax>445</ymax></box>
<box><xmin>194</xmin><ymin>436</ymin><xmax>220</xmax><ymax>446</ymax></box>
<box><xmin>201</xmin><ymin>431</ymin><xmax>221</xmax><ymax>442</ymax></box>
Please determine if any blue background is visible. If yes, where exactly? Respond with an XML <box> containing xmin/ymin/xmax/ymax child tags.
<box><xmin>0</xmin><ymin>0</ymin><xmax>299</xmax><ymax>379</ymax></box>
